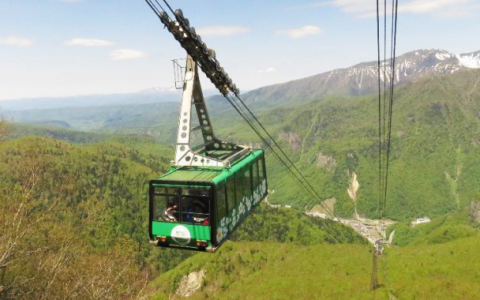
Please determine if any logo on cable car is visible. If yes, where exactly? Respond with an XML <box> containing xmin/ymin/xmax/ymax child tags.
<box><xmin>171</xmin><ymin>225</ymin><xmax>191</xmax><ymax>245</ymax></box>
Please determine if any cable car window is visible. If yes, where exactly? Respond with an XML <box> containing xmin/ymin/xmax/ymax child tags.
<box><xmin>216</xmin><ymin>185</ymin><xmax>227</xmax><ymax>224</ymax></box>
<box><xmin>180</xmin><ymin>189</ymin><xmax>210</xmax><ymax>225</ymax></box>
<box><xmin>235</xmin><ymin>172</ymin><xmax>244</xmax><ymax>204</ymax></box>
<box><xmin>154</xmin><ymin>187</ymin><xmax>180</xmax><ymax>195</ymax></box>
<box><xmin>154</xmin><ymin>187</ymin><xmax>166</xmax><ymax>194</ymax></box>
<box><xmin>252</xmin><ymin>161</ymin><xmax>259</xmax><ymax>189</ymax></box>
<box><xmin>244</xmin><ymin>168</ymin><xmax>252</xmax><ymax>197</ymax></box>
<box><xmin>183</xmin><ymin>189</ymin><xmax>209</xmax><ymax>197</ymax></box>
<box><xmin>226</xmin><ymin>179</ymin><xmax>236</xmax><ymax>212</ymax></box>
<box><xmin>259</xmin><ymin>158</ymin><xmax>265</xmax><ymax>182</ymax></box>
<box><xmin>154</xmin><ymin>194</ymin><xmax>180</xmax><ymax>223</ymax></box>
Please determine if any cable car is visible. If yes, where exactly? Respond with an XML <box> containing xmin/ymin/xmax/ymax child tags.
<box><xmin>148</xmin><ymin>57</ymin><xmax>268</xmax><ymax>252</ymax></box>
<box><xmin>149</xmin><ymin>150</ymin><xmax>267</xmax><ymax>252</ymax></box>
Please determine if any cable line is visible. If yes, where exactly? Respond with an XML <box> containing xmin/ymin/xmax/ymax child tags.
<box><xmin>230</xmin><ymin>93</ymin><xmax>335</xmax><ymax>217</ymax></box>
<box><xmin>383</xmin><ymin>0</ymin><xmax>399</xmax><ymax>207</ymax></box>
<box><xmin>145</xmin><ymin>0</ymin><xmax>164</xmax><ymax>16</ymax></box>
<box><xmin>162</xmin><ymin>0</ymin><xmax>176</xmax><ymax>15</ymax></box>
<box><xmin>224</xmin><ymin>93</ymin><xmax>335</xmax><ymax>218</ymax></box>
<box><xmin>372</xmin><ymin>0</ymin><xmax>399</xmax><ymax>291</ymax></box>
<box><xmin>376</xmin><ymin>0</ymin><xmax>384</xmax><ymax>217</ymax></box>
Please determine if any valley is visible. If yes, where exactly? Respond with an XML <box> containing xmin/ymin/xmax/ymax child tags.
<box><xmin>1</xmin><ymin>47</ymin><xmax>479</xmax><ymax>300</ymax></box>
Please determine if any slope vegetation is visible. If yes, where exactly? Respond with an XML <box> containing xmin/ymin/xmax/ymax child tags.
<box><xmin>0</xmin><ymin>134</ymin><xmax>190</xmax><ymax>299</ymax></box>
<box><xmin>151</xmin><ymin>234</ymin><xmax>480</xmax><ymax>300</ymax></box>
<box><xmin>0</xmin><ymin>130</ymin><xmax>365</xmax><ymax>299</ymax></box>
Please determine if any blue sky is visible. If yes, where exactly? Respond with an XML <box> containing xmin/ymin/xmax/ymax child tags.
<box><xmin>1</xmin><ymin>0</ymin><xmax>479</xmax><ymax>100</ymax></box>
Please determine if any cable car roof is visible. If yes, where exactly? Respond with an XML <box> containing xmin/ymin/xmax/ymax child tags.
<box><xmin>153</xmin><ymin>149</ymin><xmax>264</xmax><ymax>186</ymax></box>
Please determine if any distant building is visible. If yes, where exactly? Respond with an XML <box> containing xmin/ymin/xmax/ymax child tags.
<box><xmin>411</xmin><ymin>217</ymin><xmax>431</xmax><ymax>227</ymax></box>
<box><xmin>471</xmin><ymin>201</ymin><xmax>480</xmax><ymax>224</ymax></box>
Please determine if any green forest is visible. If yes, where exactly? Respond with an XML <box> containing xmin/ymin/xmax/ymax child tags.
<box><xmin>0</xmin><ymin>122</ymin><xmax>368</xmax><ymax>299</ymax></box>
<box><xmin>1</xmin><ymin>68</ymin><xmax>479</xmax><ymax>300</ymax></box>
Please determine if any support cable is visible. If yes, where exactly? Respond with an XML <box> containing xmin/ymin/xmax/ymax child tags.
<box><xmin>383</xmin><ymin>0</ymin><xmax>399</xmax><ymax>206</ymax></box>
<box><xmin>223</xmin><ymin>94</ymin><xmax>335</xmax><ymax>218</ymax></box>
<box><xmin>162</xmin><ymin>0</ymin><xmax>176</xmax><ymax>15</ymax></box>
<box><xmin>153</xmin><ymin>0</ymin><xmax>168</xmax><ymax>15</ymax></box>
<box><xmin>145</xmin><ymin>0</ymin><xmax>162</xmax><ymax>17</ymax></box>
<box><xmin>376</xmin><ymin>0</ymin><xmax>384</xmax><ymax>218</ymax></box>
<box><xmin>373</xmin><ymin>0</ymin><xmax>399</xmax><ymax>293</ymax></box>
<box><xmin>226</xmin><ymin>94</ymin><xmax>335</xmax><ymax>217</ymax></box>
<box><xmin>230</xmin><ymin>93</ymin><xmax>335</xmax><ymax>217</ymax></box>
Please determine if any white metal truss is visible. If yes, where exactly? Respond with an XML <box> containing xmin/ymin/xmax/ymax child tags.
<box><xmin>174</xmin><ymin>56</ymin><xmax>249</xmax><ymax>168</ymax></box>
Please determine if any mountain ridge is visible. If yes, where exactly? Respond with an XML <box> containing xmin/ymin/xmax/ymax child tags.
<box><xmin>241</xmin><ymin>49</ymin><xmax>480</xmax><ymax>105</ymax></box>
<box><xmin>2</xmin><ymin>48</ymin><xmax>479</xmax><ymax>113</ymax></box>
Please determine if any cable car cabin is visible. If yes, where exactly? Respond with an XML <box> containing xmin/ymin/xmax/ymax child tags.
<box><xmin>149</xmin><ymin>150</ymin><xmax>267</xmax><ymax>252</ymax></box>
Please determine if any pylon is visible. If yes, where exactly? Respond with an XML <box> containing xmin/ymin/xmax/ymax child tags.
<box><xmin>370</xmin><ymin>250</ymin><xmax>379</xmax><ymax>290</ymax></box>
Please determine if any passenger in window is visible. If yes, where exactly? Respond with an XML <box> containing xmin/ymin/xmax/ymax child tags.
<box><xmin>182</xmin><ymin>197</ymin><xmax>209</xmax><ymax>224</ymax></box>
<box><xmin>164</xmin><ymin>203</ymin><xmax>179</xmax><ymax>222</ymax></box>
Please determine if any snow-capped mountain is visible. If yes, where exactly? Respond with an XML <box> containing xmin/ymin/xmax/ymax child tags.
<box><xmin>138</xmin><ymin>86</ymin><xmax>181</xmax><ymax>95</ymax></box>
<box><xmin>243</xmin><ymin>49</ymin><xmax>480</xmax><ymax>104</ymax></box>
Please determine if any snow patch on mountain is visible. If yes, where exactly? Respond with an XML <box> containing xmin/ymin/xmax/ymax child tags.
<box><xmin>436</xmin><ymin>52</ymin><xmax>453</xmax><ymax>61</ymax></box>
<box><xmin>457</xmin><ymin>53</ymin><xmax>480</xmax><ymax>69</ymax></box>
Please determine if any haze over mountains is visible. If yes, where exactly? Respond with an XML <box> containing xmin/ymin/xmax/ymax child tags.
<box><xmin>1</xmin><ymin>48</ymin><xmax>479</xmax><ymax>116</ymax></box>
<box><xmin>0</xmin><ymin>87</ymin><xmax>220</xmax><ymax>112</ymax></box>
<box><xmin>0</xmin><ymin>87</ymin><xmax>180</xmax><ymax>111</ymax></box>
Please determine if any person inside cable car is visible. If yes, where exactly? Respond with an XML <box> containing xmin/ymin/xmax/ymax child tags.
<box><xmin>164</xmin><ymin>202</ymin><xmax>179</xmax><ymax>222</ymax></box>
<box><xmin>181</xmin><ymin>190</ymin><xmax>209</xmax><ymax>225</ymax></box>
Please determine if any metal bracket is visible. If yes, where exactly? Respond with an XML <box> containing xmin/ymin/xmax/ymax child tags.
<box><xmin>172</xmin><ymin>58</ymin><xmax>186</xmax><ymax>90</ymax></box>
<box><xmin>174</xmin><ymin>56</ymin><xmax>249</xmax><ymax>168</ymax></box>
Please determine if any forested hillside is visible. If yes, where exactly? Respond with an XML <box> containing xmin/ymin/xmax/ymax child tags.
<box><xmin>0</xmin><ymin>129</ymin><xmax>185</xmax><ymax>299</ymax></box>
<box><xmin>0</xmin><ymin>123</ymin><xmax>365</xmax><ymax>299</ymax></box>
<box><xmin>214</xmin><ymin>69</ymin><xmax>480</xmax><ymax>220</ymax></box>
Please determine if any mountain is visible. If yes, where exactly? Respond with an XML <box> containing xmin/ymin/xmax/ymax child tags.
<box><xmin>242</xmin><ymin>49</ymin><xmax>480</xmax><ymax>106</ymax></box>
<box><xmin>2</xmin><ymin>49</ymin><xmax>478</xmax><ymax>129</ymax></box>
<box><xmin>0</xmin><ymin>87</ymin><xmax>221</xmax><ymax>112</ymax></box>
<box><xmin>1</xmin><ymin>102</ymin><xmax>180</xmax><ymax>131</ymax></box>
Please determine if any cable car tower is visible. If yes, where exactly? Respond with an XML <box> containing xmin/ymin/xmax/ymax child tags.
<box><xmin>146</xmin><ymin>1</ymin><xmax>248</xmax><ymax>168</ymax></box>
<box><xmin>172</xmin><ymin>57</ymin><xmax>249</xmax><ymax>168</ymax></box>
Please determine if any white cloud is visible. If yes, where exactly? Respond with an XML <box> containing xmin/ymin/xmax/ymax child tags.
<box><xmin>287</xmin><ymin>2</ymin><xmax>332</xmax><ymax>9</ymax></box>
<box><xmin>276</xmin><ymin>26</ymin><xmax>323</xmax><ymax>39</ymax></box>
<box><xmin>111</xmin><ymin>49</ymin><xmax>147</xmax><ymax>61</ymax></box>
<box><xmin>328</xmin><ymin>0</ymin><xmax>478</xmax><ymax>18</ymax></box>
<box><xmin>66</xmin><ymin>38</ymin><xmax>114</xmax><ymax>47</ymax></box>
<box><xmin>401</xmin><ymin>0</ymin><xmax>470</xmax><ymax>13</ymax></box>
<box><xmin>196</xmin><ymin>26</ymin><xmax>251</xmax><ymax>37</ymax></box>
<box><xmin>0</xmin><ymin>36</ymin><xmax>33</xmax><ymax>47</ymax></box>
<box><xmin>254</xmin><ymin>67</ymin><xmax>276</xmax><ymax>74</ymax></box>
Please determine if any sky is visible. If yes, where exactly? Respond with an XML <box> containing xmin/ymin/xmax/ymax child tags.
<box><xmin>0</xmin><ymin>0</ymin><xmax>479</xmax><ymax>100</ymax></box>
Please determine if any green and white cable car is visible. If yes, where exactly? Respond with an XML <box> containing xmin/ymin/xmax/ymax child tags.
<box><xmin>149</xmin><ymin>58</ymin><xmax>268</xmax><ymax>252</ymax></box>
